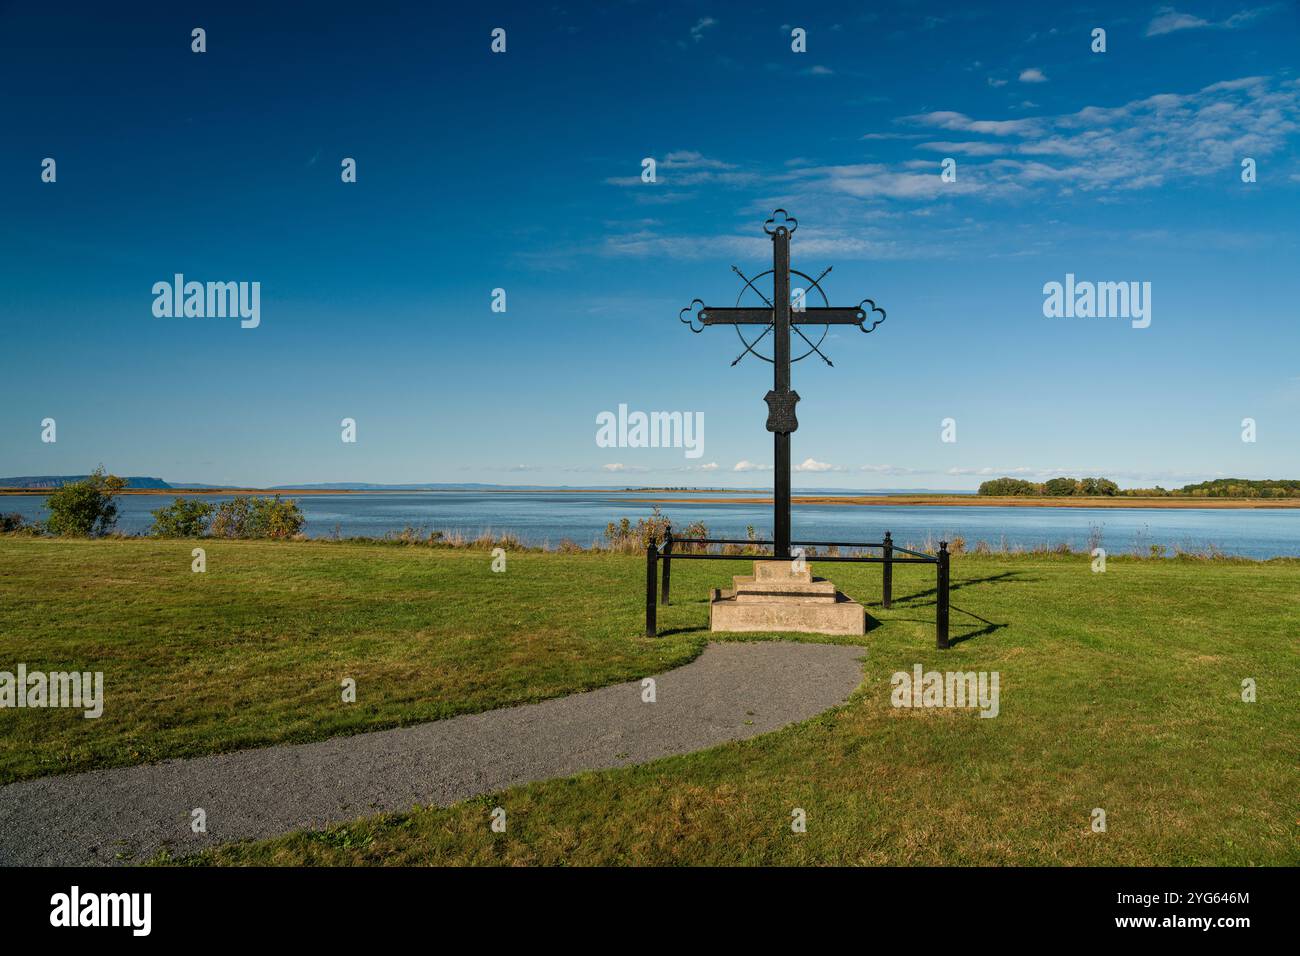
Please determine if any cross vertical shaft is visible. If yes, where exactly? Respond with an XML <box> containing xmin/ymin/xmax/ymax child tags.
<box><xmin>772</xmin><ymin>228</ymin><xmax>792</xmax><ymax>559</ymax></box>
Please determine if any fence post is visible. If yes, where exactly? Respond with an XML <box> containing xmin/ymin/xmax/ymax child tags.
<box><xmin>645</xmin><ymin>542</ymin><xmax>659</xmax><ymax>638</ymax></box>
<box><xmin>882</xmin><ymin>530</ymin><xmax>893</xmax><ymax>609</ymax></box>
<box><xmin>661</xmin><ymin>526</ymin><xmax>673</xmax><ymax>606</ymax></box>
<box><xmin>936</xmin><ymin>541</ymin><xmax>950</xmax><ymax>650</ymax></box>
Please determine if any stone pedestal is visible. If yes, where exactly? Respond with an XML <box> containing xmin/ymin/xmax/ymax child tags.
<box><xmin>709</xmin><ymin>561</ymin><xmax>865</xmax><ymax>635</ymax></box>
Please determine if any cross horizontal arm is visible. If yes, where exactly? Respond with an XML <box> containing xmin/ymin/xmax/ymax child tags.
<box><xmin>700</xmin><ymin>306</ymin><xmax>867</xmax><ymax>326</ymax></box>
<box><xmin>793</xmin><ymin>307</ymin><xmax>867</xmax><ymax>325</ymax></box>
<box><xmin>699</xmin><ymin>307</ymin><xmax>773</xmax><ymax>325</ymax></box>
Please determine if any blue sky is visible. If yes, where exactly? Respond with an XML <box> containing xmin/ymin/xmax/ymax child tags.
<box><xmin>1</xmin><ymin>1</ymin><xmax>1297</xmax><ymax>489</ymax></box>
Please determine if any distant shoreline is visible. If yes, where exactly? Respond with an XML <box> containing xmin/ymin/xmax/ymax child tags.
<box><xmin>627</xmin><ymin>494</ymin><xmax>1300</xmax><ymax>509</ymax></box>
<box><xmin>1</xmin><ymin>487</ymin><xmax>1296</xmax><ymax>509</ymax></box>
<box><xmin>0</xmin><ymin>487</ymin><xmax>395</xmax><ymax>497</ymax></box>
<box><xmin>0</xmin><ymin>486</ymin><xmax>764</xmax><ymax>496</ymax></box>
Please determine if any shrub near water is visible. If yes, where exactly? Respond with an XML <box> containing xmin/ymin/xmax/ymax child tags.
<box><xmin>0</xmin><ymin>513</ymin><xmax>31</xmax><ymax>533</ymax></box>
<box><xmin>43</xmin><ymin>467</ymin><xmax>125</xmax><ymax>537</ymax></box>
<box><xmin>149</xmin><ymin>497</ymin><xmax>214</xmax><ymax>537</ymax></box>
<box><xmin>208</xmin><ymin>495</ymin><xmax>305</xmax><ymax>539</ymax></box>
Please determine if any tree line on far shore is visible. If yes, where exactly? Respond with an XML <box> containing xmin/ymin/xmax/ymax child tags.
<box><xmin>0</xmin><ymin>467</ymin><xmax>305</xmax><ymax>538</ymax></box>
<box><xmin>978</xmin><ymin>476</ymin><xmax>1300</xmax><ymax>498</ymax></box>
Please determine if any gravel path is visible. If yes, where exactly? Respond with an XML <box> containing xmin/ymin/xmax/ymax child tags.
<box><xmin>0</xmin><ymin>641</ymin><xmax>863</xmax><ymax>865</ymax></box>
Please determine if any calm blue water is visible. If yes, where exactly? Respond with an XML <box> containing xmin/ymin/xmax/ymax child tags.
<box><xmin>3</xmin><ymin>492</ymin><xmax>1298</xmax><ymax>559</ymax></box>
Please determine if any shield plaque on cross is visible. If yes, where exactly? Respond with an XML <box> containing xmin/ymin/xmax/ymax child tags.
<box><xmin>764</xmin><ymin>388</ymin><xmax>800</xmax><ymax>434</ymax></box>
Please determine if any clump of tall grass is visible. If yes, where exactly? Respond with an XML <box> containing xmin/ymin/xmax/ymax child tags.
<box><xmin>474</xmin><ymin>530</ymin><xmax>522</xmax><ymax>551</ymax></box>
<box><xmin>898</xmin><ymin>535</ymin><xmax>1251</xmax><ymax>561</ymax></box>
<box><xmin>326</xmin><ymin>526</ymin><xmax>541</xmax><ymax>552</ymax></box>
<box><xmin>599</xmin><ymin>506</ymin><xmax>717</xmax><ymax>554</ymax></box>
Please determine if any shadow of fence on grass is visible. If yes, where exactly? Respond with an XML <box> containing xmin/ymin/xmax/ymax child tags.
<box><xmin>946</xmin><ymin>604</ymin><xmax>1007</xmax><ymax>645</ymax></box>
<box><xmin>882</xmin><ymin>604</ymin><xmax>1007</xmax><ymax>645</ymax></box>
<box><xmin>887</xmin><ymin>570</ymin><xmax>1029</xmax><ymax>607</ymax></box>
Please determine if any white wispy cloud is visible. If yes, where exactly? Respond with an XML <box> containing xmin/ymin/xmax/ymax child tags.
<box><xmin>595</xmin><ymin>75</ymin><xmax>1299</xmax><ymax>260</ymax></box>
<box><xmin>942</xmin><ymin>466</ymin><xmax>1217</xmax><ymax>483</ymax></box>
<box><xmin>688</xmin><ymin>17</ymin><xmax>717</xmax><ymax>42</ymax></box>
<box><xmin>604</xmin><ymin>463</ymin><xmax>653</xmax><ymax>474</ymax></box>
<box><xmin>917</xmin><ymin>140</ymin><xmax>1006</xmax><ymax>156</ymax></box>
<box><xmin>860</xmin><ymin>132</ymin><xmax>926</xmax><ymax>141</ymax></box>
<box><xmin>604</xmin><ymin>150</ymin><xmax>754</xmax><ymax>188</ymax></box>
<box><xmin>1146</xmin><ymin>9</ymin><xmax>1210</xmax><ymax>35</ymax></box>
<box><xmin>791</xmin><ymin>162</ymin><xmax>985</xmax><ymax>200</ymax></box>
<box><xmin>600</xmin><ymin>225</ymin><xmax>914</xmax><ymax>261</ymax></box>
<box><xmin>794</xmin><ymin>457</ymin><xmax>836</xmax><ymax>472</ymax></box>
<box><xmin>859</xmin><ymin>464</ymin><xmax>925</xmax><ymax>475</ymax></box>
<box><xmin>1145</xmin><ymin>5</ymin><xmax>1278</xmax><ymax>36</ymax></box>
<box><xmin>904</xmin><ymin>110</ymin><xmax>1037</xmax><ymax>135</ymax></box>
<box><xmin>601</xmin><ymin>230</ymin><xmax>770</xmax><ymax>259</ymax></box>
<box><xmin>1018</xmin><ymin>67</ymin><xmax>1048</xmax><ymax>83</ymax></box>
<box><xmin>663</xmin><ymin>150</ymin><xmax>734</xmax><ymax>170</ymax></box>
<box><xmin>733</xmin><ymin>460</ymin><xmax>773</xmax><ymax>472</ymax></box>
<box><xmin>902</xmin><ymin>75</ymin><xmax>1300</xmax><ymax>192</ymax></box>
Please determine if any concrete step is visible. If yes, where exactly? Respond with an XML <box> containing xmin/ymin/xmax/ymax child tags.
<box><xmin>732</xmin><ymin>575</ymin><xmax>838</xmax><ymax>603</ymax></box>
<box><xmin>752</xmin><ymin>561</ymin><xmax>812</xmax><ymax>584</ymax></box>
<box><xmin>710</xmin><ymin>591</ymin><xmax>865</xmax><ymax>635</ymax></box>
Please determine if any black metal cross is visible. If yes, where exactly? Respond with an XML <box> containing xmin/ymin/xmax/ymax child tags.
<box><xmin>679</xmin><ymin>210</ymin><xmax>886</xmax><ymax>559</ymax></box>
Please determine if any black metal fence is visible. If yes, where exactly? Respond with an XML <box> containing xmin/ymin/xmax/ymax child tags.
<box><xmin>645</xmin><ymin>529</ymin><xmax>951</xmax><ymax>649</ymax></box>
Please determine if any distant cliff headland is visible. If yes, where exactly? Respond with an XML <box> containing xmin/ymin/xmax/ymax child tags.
<box><xmin>0</xmin><ymin>475</ymin><xmax>174</xmax><ymax>490</ymax></box>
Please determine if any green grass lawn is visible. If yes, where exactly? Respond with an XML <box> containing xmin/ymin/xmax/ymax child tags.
<box><xmin>1</xmin><ymin>536</ymin><xmax>1295</xmax><ymax>865</ymax></box>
